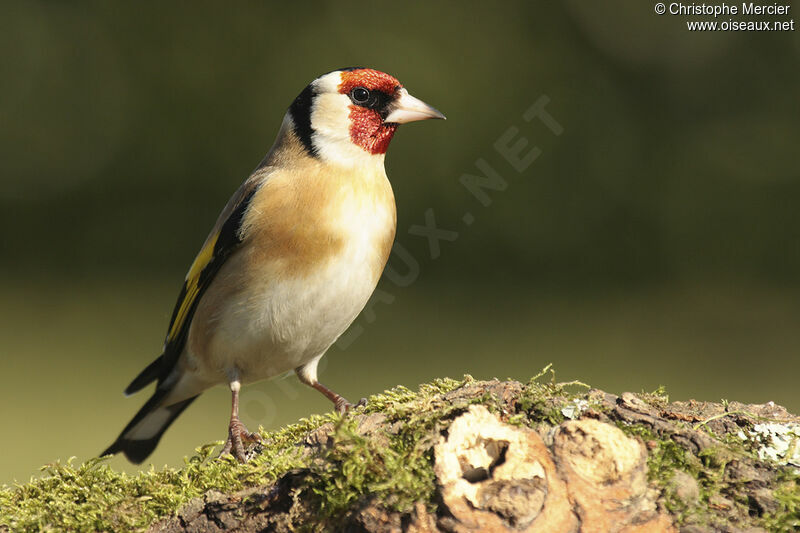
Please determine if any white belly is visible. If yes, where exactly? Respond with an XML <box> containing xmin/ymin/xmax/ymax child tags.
<box><xmin>229</xmin><ymin>245</ymin><xmax>382</xmax><ymax>383</ymax></box>
<box><xmin>188</xmin><ymin>189</ymin><xmax>394</xmax><ymax>385</ymax></box>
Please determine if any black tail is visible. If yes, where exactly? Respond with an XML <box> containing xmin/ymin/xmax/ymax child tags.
<box><xmin>124</xmin><ymin>354</ymin><xmax>165</xmax><ymax>396</ymax></box>
<box><xmin>102</xmin><ymin>389</ymin><xmax>199</xmax><ymax>464</ymax></box>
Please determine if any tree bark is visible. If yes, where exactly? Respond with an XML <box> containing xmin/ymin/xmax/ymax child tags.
<box><xmin>147</xmin><ymin>378</ymin><xmax>800</xmax><ymax>533</ymax></box>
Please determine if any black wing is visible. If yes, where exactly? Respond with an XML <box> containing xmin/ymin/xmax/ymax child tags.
<box><xmin>124</xmin><ymin>181</ymin><xmax>261</xmax><ymax>395</ymax></box>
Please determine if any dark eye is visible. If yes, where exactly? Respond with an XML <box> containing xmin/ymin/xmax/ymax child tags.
<box><xmin>350</xmin><ymin>87</ymin><xmax>370</xmax><ymax>104</ymax></box>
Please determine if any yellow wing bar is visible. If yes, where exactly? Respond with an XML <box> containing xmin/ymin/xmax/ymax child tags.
<box><xmin>161</xmin><ymin>179</ymin><xmax>260</xmax><ymax>358</ymax></box>
<box><xmin>166</xmin><ymin>232</ymin><xmax>219</xmax><ymax>343</ymax></box>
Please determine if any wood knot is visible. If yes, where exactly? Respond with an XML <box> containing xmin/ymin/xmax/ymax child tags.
<box><xmin>434</xmin><ymin>405</ymin><xmax>576</xmax><ymax>532</ymax></box>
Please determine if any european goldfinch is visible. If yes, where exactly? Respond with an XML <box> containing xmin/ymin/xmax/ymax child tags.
<box><xmin>103</xmin><ymin>68</ymin><xmax>445</xmax><ymax>463</ymax></box>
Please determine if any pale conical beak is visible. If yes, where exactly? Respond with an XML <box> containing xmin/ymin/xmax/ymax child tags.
<box><xmin>384</xmin><ymin>88</ymin><xmax>446</xmax><ymax>124</ymax></box>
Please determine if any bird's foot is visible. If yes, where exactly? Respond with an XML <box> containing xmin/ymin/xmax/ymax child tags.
<box><xmin>335</xmin><ymin>396</ymin><xmax>368</xmax><ymax>414</ymax></box>
<box><xmin>304</xmin><ymin>379</ymin><xmax>367</xmax><ymax>414</ymax></box>
<box><xmin>219</xmin><ymin>417</ymin><xmax>261</xmax><ymax>462</ymax></box>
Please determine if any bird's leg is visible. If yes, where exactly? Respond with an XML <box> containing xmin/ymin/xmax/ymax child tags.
<box><xmin>219</xmin><ymin>379</ymin><xmax>260</xmax><ymax>462</ymax></box>
<box><xmin>295</xmin><ymin>361</ymin><xmax>366</xmax><ymax>414</ymax></box>
<box><xmin>308</xmin><ymin>380</ymin><xmax>366</xmax><ymax>413</ymax></box>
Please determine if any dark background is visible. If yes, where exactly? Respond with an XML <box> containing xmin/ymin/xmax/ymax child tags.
<box><xmin>2</xmin><ymin>1</ymin><xmax>798</xmax><ymax>483</ymax></box>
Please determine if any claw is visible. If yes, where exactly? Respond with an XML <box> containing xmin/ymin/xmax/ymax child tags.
<box><xmin>334</xmin><ymin>396</ymin><xmax>368</xmax><ymax>414</ymax></box>
<box><xmin>219</xmin><ymin>418</ymin><xmax>261</xmax><ymax>462</ymax></box>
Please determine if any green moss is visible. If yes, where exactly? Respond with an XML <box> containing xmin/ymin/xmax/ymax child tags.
<box><xmin>303</xmin><ymin>375</ymin><xmax>492</xmax><ymax>525</ymax></box>
<box><xmin>617</xmin><ymin>423</ymin><xmax>701</xmax><ymax>513</ymax></box>
<box><xmin>3</xmin><ymin>374</ymin><xmax>798</xmax><ymax>532</ymax></box>
<box><xmin>0</xmin><ymin>412</ymin><xmax>337</xmax><ymax>532</ymax></box>
<box><xmin>639</xmin><ymin>385</ymin><xmax>669</xmax><ymax>409</ymax></box>
<box><xmin>763</xmin><ymin>470</ymin><xmax>800</xmax><ymax>531</ymax></box>
<box><xmin>0</xmin><ymin>377</ymin><xmax>472</xmax><ymax>533</ymax></box>
<box><xmin>618</xmin><ymin>418</ymin><xmax>756</xmax><ymax>528</ymax></box>
<box><xmin>514</xmin><ymin>363</ymin><xmax>592</xmax><ymax>426</ymax></box>
<box><xmin>617</xmin><ymin>416</ymin><xmax>800</xmax><ymax>532</ymax></box>
<box><xmin>306</xmin><ymin>417</ymin><xmax>436</xmax><ymax>523</ymax></box>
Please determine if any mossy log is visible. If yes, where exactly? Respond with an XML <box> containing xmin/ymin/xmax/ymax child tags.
<box><xmin>2</xmin><ymin>374</ymin><xmax>799</xmax><ymax>532</ymax></box>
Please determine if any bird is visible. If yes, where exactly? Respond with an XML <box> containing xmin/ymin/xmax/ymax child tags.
<box><xmin>102</xmin><ymin>67</ymin><xmax>445</xmax><ymax>464</ymax></box>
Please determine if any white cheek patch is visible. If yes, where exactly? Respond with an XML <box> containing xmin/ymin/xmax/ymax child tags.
<box><xmin>309</xmin><ymin>73</ymin><xmax>385</xmax><ymax>167</ymax></box>
<box><xmin>310</xmin><ymin>92</ymin><xmax>352</xmax><ymax>144</ymax></box>
<box><xmin>313</xmin><ymin>71</ymin><xmax>344</xmax><ymax>93</ymax></box>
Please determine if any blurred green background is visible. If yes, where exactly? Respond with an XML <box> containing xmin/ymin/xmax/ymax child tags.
<box><xmin>2</xmin><ymin>1</ymin><xmax>799</xmax><ymax>485</ymax></box>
